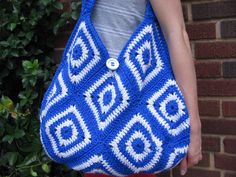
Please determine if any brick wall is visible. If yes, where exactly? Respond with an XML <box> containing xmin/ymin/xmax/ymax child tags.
<box><xmin>54</xmin><ymin>0</ymin><xmax>236</xmax><ymax>177</ymax></box>
<box><xmin>168</xmin><ymin>0</ymin><xmax>236</xmax><ymax>177</ymax></box>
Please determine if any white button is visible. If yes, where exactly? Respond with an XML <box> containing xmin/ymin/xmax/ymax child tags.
<box><xmin>106</xmin><ymin>58</ymin><xmax>119</xmax><ymax>70</ymax></box>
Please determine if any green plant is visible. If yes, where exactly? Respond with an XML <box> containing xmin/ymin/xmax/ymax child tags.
<box><xmin>0</xmin><ymin>0</ymin><xmax>83</xmax><ymax>176</ymax></box>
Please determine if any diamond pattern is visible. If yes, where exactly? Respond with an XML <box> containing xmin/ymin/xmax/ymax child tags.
<box><xmin>55</xmin><ymin>119</ymin><xmax>79</xmax><ymax>147</ymax></box>
<box><xmin>83</xmin><ymin>71</ymin><xmax>130</xmax><ymax>130</ymax></box>
<box><xmin>125</xmin><ymin>130</ymin><xmax>152</xmax><ymax>163</ymax></box>
<box><xmin>44</xmin><ymin>105</ymin><xmax>91</xmax><ymax>158</ymax></box>
<box><xmin>109</xmin><ymin>113</ymin><xmax>163</xmax><ymax>173</ymax></box>
<box><xmin>146</xmin><ymin>79</ymin><xmax>190</xmax><ymax>136</ymax></box>
<box><xmin>123</xmin><ymin>24</ymin><xmax>164</xmax><ymax>91</ymax></box>
<box><xmin>98</xmin><ymin>83</ymin><xmax>117</xmax><ymax>114</ymax></box>
<box><xmin>159</xmin><ymin>92</ymin><xmax>185</xmax><ymax>123</ymax></box>
<box><xmin>66</xmin><ymin>21</ymin><xmax>101</xmax><ymax>84</ymax></box>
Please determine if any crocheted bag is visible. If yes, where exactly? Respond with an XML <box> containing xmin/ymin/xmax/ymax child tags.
<box><xmin>39</xmin><ymin>0</ymin><xmax>191</xmax><ymax>176</ymax></box>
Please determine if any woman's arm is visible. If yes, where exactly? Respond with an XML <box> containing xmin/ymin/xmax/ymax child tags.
<box><xmin>149</xmin><ymin>0</ymin><xmax>202</xmax><ymax>175</ymax></box>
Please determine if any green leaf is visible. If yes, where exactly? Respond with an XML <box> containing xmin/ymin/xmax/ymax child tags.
<box><xmin>30</xmin><ymin>167</ymin><xmax>38</xmax><ymax>177</ymax></box>
<box><xmin>11</xmin><ymin>50</ymin><xmax>19</xmax><ymax>57</ymax></box>
<box><xmin>41</xmin><ymin>0</ymin><xmax>51</xmax><ymax>6</ymax></box>
<box><xmin>0</xmin><ymin>104</ymin><xmax>3</xmax><ymax>112</ymax></box>
<box><xmin>34</xmin><ymin>49</ymin><xmax>43</xmax><ymax>55</ymax></box>
<box><xmin>61</xmin><ymin>12</ymin><xmax>71</xmax><ymax>18</ymax></box>
<box><xmin>0</xmin><ymin>96</ymin><xmax>14</xmax><ymax>112</ymax></box>
<box><xmin>6</xmin><ymin>60</ymin><xmax>14</xmax><ymax>70</ymax></box>
<box><xmin>71</xmin><ymin>11</ymin><xmax>80</xmax><ymax>20</ymax></box>
<box><xmin>5</xmin><ymin>152</ymin><xmax>18</xmax><ymax>166</ymax></box>
<box><xmin>17</xmin><ymin>153</ymin><xmax>37</xmax><ymax>167</ymax></box>
<box><xmin>29</xmin><ymin>78</ymin><xmax>37</xmax><ymax>86</ymax></box>
<box><xmin>71</xmin><ymin>2</ymin><xmax>79</xmax><ymax>10</ymax></box>
<box><xmin>2</xmin><ymin>135</ymin><xmax>14</xmax><ymax>144</ymax></box>
<box><xmin>42</xmin><ymin>163</ymin><xmax>50</xmax><ymax>173</ymax></box>
<box><xmin>26</xmin><ymin>31</ymin><xmax>34</xmax><ymax>41</ymax></box>
<box><xmin>1</xmin><ymin>50</ymin><xmax>9</xmax><ymax>58</ymax></box>
<box><xmin>0</xmin><ymin>41</ymin><xmax>9</xmax><ymax>47</ymax></box>
<box><xmin>53</xmin><ymin>2</ymin><xmax>63</xmax><ymax>10</ymax></box>
<box><xmin>14</xmin><ymin>129</ymin><xmax>25</xmax><ymax>139</ymax></box>
<box><xmin>7</xmin><ymin>23</ymin><xmax>17</xmax><ymax>31</ymax></box>
<box><xmin>22</xmin><ymin>60</ymin><xmax>33</xmax><ymax>69</ymax></box>
<box><xmin>18</xmin><ymin>92</ymin><xmax>27</xmax><ymax>99</ymax></box>
<box><xmin>53</xmin><ymin>18</ymin><xmax>66</xmax><ymax>35</ymax></box>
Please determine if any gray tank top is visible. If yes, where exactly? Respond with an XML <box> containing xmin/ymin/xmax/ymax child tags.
<box><xmin>91</xmin><ymin>0</ymin><xmax>148</xmax><ymax>59</ymax></box>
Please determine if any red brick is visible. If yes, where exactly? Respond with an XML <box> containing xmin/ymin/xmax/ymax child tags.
<box><xmin>182</xmin><ymin>4</ymin><xmax>188</xmax><ymax>22</ymax></box>
<box><xmin>54</xmin><ymin>32</ymin><xmax>70</xmax><ymax>48</ymax></box>
<box><xmin>215</xmin><ymin>153</ymin><xmax>236</xmax><ymax>171</ymax></box>
<box><xmin>197</xmin><ymin>80</ymin><xmax>236</xmax><ymax>96</ymax></box>
<box><xmin>62</xmin><ymin>1</ymin><xmax>71</xmax><ymax>12</ymax></box>
<box><xmin>195</xmin><ymin>42</ymin><xmax>236</xmax><ymax>59</ymax></box>
<box><xmin>198</xmin><ymin>100</ymin><xmax>220</xmax><ymax>117</ymax></box>
<box><xmin>172</xmin><ymin>168</ymin><xmax>220</xmax><ymax>177</ymax></box>
<box><xmin>223</xmin><ymin>137</ymin><xmax>236</xmax><ymax>154</ymax></box>
<box><xmin>195</xmin><ymin>61</ymin><xmax>221</xmax><ymax>78</ymax></box>
<box><xmin>225</xmin><ymin>172</ymin><xmax>236</xmax><ymax>177</ymax></box>
<box><xmin>192</xmin><ymin>1</ymin><xmax>236</xmax><ymax>21</ymax></box>
<box><xmin>222</xmin><ymin>101</ymin><xmax>236</xmax><ymax>117</ymax></box>
<box><xmin>223</xmin><ymin>61</ymin><xmax>236</xmax><ymax>78</ymax></box>
<box><xmin>186</xmin><ymin>22</ymin><xmax>216</xmax><ymax>40</ymax></box>
<box><xmin>202</xmin><ymin>135</ymin><xmax>221</xmax><ymax>152</ymax></box>
<box><xmin>196</xmin><ymin>152</ymin><xmax>210</xmax><ymax>167</ymax></box>
<box><xmin>221</xmin><ymin>20</ymin><xmax>236</xmax><ymax>38</ymax></box>
<box><xmin>201</xmin><ymin>119</ymin><xmax>236</xmax><ymax>135</ymax></box>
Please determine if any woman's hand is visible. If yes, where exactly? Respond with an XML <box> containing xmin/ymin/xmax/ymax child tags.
<box><xmin>179</xmin><ymin>115</ymin><xmax>203</xmax><ymax>176</ymax></box>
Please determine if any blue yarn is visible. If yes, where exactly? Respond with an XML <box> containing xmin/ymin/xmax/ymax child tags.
<box><xmin>72</xmin><ymin>44</ymin><xmax>83</xmax><ymax>60</ymax></box>
<box><xmin>39</xmin><ymin>0</ymin><xmax>191</xmax><ymax>176</ymax></box>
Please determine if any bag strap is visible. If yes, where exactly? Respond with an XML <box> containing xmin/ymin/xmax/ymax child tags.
<box><xmin>80</xmin><ymin>0</ymin><xmax>95</xmax><ymax>17</ymax></box>
<box><xmin>81</xmin><ymin>0</ymin><xmax>156</xmax><ymax>19</ymax></box>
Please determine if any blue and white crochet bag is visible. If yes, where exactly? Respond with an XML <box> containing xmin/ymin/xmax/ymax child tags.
<box><xmin>39</xmin><ymin>0</ymin><xmax>191</xmax><ymax>176</ymax></box>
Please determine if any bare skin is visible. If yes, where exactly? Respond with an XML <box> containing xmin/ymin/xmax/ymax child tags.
<box><xmin>149</xmin><ymin>0</ymin><xmax>203</xmax><ymax>175</ymax></box>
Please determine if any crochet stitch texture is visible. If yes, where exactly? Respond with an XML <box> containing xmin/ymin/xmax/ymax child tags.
<box><xmin>39</xmin><ymin>0</ymin><xmax>191</xmax><ymax>176</ymax></box>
